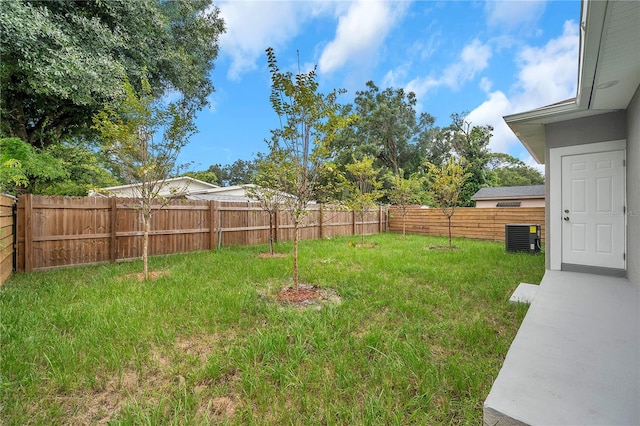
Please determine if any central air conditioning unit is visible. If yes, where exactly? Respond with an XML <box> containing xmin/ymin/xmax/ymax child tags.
<box><xmin>505</xmin><ymin>224</ymin><xmax>541</xmax><ymax>254</ymax></box>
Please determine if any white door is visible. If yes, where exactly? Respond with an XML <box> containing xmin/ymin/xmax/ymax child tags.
<box><xmin>561</xmin><ymin>150</ymin><xmax>625</xmax><ymax>269</ymax></box>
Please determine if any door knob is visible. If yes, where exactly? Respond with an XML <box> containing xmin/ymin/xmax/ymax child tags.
<box><xmin>564</xmin><ymin>216</ymin><xmax>569</xmax><ymax>221</ymax></box>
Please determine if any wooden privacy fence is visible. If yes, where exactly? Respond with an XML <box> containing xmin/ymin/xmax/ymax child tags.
<box><xmin>388</xmin><ymin>206</ymin><xmax>545</xmax><ymax>243</ymax></box>
<box><xmin>15</xmin><ymin>195</ymin><xmax>387</xmax><ymax>272</ymax></box>
<box><xmin>1</xmin><ymin>194</ymin><xmax>16</xmax><ymax>285</ymax></box>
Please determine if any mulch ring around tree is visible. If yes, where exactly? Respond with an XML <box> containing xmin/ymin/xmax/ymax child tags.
<box><xmin>258</xmin><ymin>252</ymin><xmax>288</xmax><ymax>259</ymax></box>
<box><xmin>348</xmin><ymin>241</ymin><xmax>377</xmax><ymax>248</ymax></box>
<box><xmin>273</xmin><ymin>283</ymin><xmax>342</xmax><ymax>310</ymax></box>
<box><xmin>118</xmin><ymin>270</ymin><xmax>170</xmax><ymax>282</ymax></box>
<box><xmin>425</xmin><ymin>245</ymin><xmax>459</xmax><ymax>251</ymax></box>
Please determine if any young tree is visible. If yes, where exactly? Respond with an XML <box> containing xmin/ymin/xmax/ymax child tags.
<box><xmin>386</xmin><ymin>171</ymin><xmax>426</xmax><ymax>238</ymax></box>
<box><xmin>265</xmin><ymin>47</ymin><xmax>349</xmax><ymax>290</ymax></box>
<box><xmin>425</xmin><ymin>157</ymin><xmax>469</xmax><ymax>249</ymax></box>
<box><xmin>344</xmin><ymin>156</ymin><xmax>384</xmax><ymax>244</ymax></box>
<box><xmin>93</xmin><ymin>77</ymin><xmax>195</xmax><ymax>280</ymax></box>
<box><xmin>246</xmin><ymin>150</ymin><xmax>294</xmax><ymax>255</ymax></box>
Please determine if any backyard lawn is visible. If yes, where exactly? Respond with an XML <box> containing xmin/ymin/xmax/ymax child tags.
<box><xmin>0</xmin><ymin>233</ymin><xmax>544</xmax><ymax>425</ymax></box>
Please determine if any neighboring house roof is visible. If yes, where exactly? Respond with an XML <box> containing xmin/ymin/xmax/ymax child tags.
<box><xmin>187</xmin><ymin>184</ymin><xmax>297</xmax><ymax>202</ymax></box>
<box><xmin>91</xmin><ymin>176</ymin><xmax>219</xmax><ymax>198</ymax></box>
<box><xmin>471</xmin><ymin>185</ymin><xmax>545</xmax><ymax>201</ymax></box>
<box><xmin>504</xmin><ymin>0</ymin><xmax>640</xmax><ymax>163</ymax></box>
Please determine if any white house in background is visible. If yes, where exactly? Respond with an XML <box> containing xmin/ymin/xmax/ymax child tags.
<box><xmin>188</xmin><ymin>184</ymin><xmax>297</xmax><ymax>203</ymax></box>
<box><xmin>471</xmin><ymin>185</ymin><xmax>545</xmax><ymax>208</ymax></box>
<box><xmin>90</xmin><ymin>176</ymin><xmax>218</xmax><ymax>198</ymax></box>
<box><xmin>92</xmin><ymin>180</ymin><xmax>295</xmax><ymax>203</ymax></box>
<box><xmin>484</xmin><ymin>1</ymin><xmax>639</xmax><ymax>425</ymax></box>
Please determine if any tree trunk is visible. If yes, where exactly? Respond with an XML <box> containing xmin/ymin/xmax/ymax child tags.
<box><xmin>269</xmin><ymin>213</ymin><xmax>274</xmax><ymax>255</ymax></box>
<box><xmin>447</xmin><ymin>215</ymin><xmax>452</xmax><ymax>249</ymax></box>
<box><xmin>402</xmin><ymin>211</ymin><xmax>406</xmax><ymax>239</ymax></box>
<box><xmin>293</xmin><ymin>224</ymin><xmax>299</xmax><ymax>291</ymax></box>
<box><xmin>143</xmin><ymin>214</ymin><xmax>150</xmax><ymax>280</ymax></box>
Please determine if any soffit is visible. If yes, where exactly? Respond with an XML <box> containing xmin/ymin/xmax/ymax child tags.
<box><xmin>504</xmin><ymin>0</ymin><xmax>640</xmax><ymax>164</ymax></box>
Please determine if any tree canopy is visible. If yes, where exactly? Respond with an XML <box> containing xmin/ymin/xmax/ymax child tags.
<box><xmin>1</xmin><ymin>0</ymin><xmax>224</xmax><ymax>147</ymax></box>
<box><xmin>441</xmin><ymin>114</ymin><xmax>494</xmax><ymax>206</ymax></box>
<box><xmin>488</xmin><ymin>153</ymin><xmax>544</xmax><ymax>186</ymax></box>
<box><xmin>331</xmin><ymin>81</ymin><xmax>436</xmax><ymax>177</ymax></box>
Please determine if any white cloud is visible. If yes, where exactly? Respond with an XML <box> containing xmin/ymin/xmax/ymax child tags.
<box><xmin>513</xmin><ymin>21</ymin><xmax>580</xmax><ymax>110</ymax></box>
<box><xmin>485</xmin><ymin>0</ymin><xmax>547</xmax><ymax>33</ymax></box>
<box><xmin>466</xmin><ymin>20</ymin><xmax>579</xmax><ymax>161</ymax></box>
<box><xmin>404</xmin><ymin>38</ymin><xmax>492</xmax><ymax>99</ymax></box>
<box><xmin>218</xmin><ymin>1</ymin><xmax>327</xmax><ymax>80</ymax></box>
<box><xmin>466</xmin><ymin>90</ymin><xmax>513</xmax><ymax>153</ymax></box>
<box><xmin>318</xmin><ymin>1</ymin><xmax>407</xmax><ymax>74</ymax></box>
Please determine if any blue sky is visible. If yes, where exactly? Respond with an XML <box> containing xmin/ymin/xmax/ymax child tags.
<box><xmin>179</xmin><ymin>0</ymin><xmax>581</xmax><ymax>171</ymax></box>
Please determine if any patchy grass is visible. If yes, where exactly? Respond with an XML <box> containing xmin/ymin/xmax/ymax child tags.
<box><xmin>0</xmin><ymin>233</ymin><xmax>544</xmax><ymax>424</ymax></box>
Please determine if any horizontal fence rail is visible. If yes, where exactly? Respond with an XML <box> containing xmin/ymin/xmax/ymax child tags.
<box><xmin>1</xmin><ymin>194</ymin><xmax>16</xmax><ymax>285</ymax></box>
<box><xmin>388</xmin><ymin>206</ymin><xmax>545</xmax><ymax>243</ymax></box>
<box><xmin>15</xmin><ymin>195</ymin><xmax>387</xmax><ymax>272</ymax></box>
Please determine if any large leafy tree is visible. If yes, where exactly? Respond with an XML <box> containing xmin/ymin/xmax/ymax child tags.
<box><xmin>443</xmin><ymin>114</ymin><xmax>494</xmax><ymax>206</ymax></box>
<box><xmin>1</xmin><ymin>0</ymin><xmax>224</xmax><ymax>148</ymax></box>
<box><xmin>189</xmin><ymin>159</ymin><xmax>259</xmax><ymax>187</ymax></box>
<box><xmin>331</xmin><ymin>81</ymin><xmax>439</xmax><ymax>178</ymax></box>
<box><xmin>265</xmin><ymin>47</ymin><xmax>349</xmax><ymax>290</ymax></box>
<box><xmin>93</xmin><ymin>77</ymin><xmax>195</xmax><ymax>280</ymax></box>
<box><xmin>488</xmin><ymin>153</ymin><xmax>544</xmax><ymax>186</ymax></box>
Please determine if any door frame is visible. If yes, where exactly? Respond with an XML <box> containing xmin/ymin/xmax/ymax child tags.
<box><xmin>549</xmin><ymin>139</ymin><xmax>626</xmax><ymax>271</ymax></box>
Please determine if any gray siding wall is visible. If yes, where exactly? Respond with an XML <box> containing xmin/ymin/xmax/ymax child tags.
<box><xmin>545</xmin><ymin>110</ymin><xmax>627</xmax><ymax>149</ymax></box>
<box><xmin>543</xmin><ymin>106</ymin><xmax>638</xmax><ymax>284</ymax></box>
<box><xmin>627</xmin><ymin>87</ymin><xmax>640</xmax><ymax>286</ymax></box>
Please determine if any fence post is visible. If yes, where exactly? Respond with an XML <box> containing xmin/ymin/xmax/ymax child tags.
<box><xmin>210</xmin><ymin>200</ymin><xmax>219</xmax><ymax>250</ymax></box>
<box><xmin>23</xmin><ymin>194</ymin><xmax>33</xmax><ymax>272</ymax></box>
<box><xmin>110</xmin><ymin>197</ymin><xmax>117</xmax><ymax>263</ymax></box>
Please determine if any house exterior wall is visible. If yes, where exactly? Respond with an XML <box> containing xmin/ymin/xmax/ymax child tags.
<box><xmin>210</xmin><ymin>187</ymin><xmax>247</xmax><ymax>197</ymax></box>
<box><xmin>544</xmin><ymin>110</ymin><xmax>634</xmax><ymax>279</ymax></box>
<box><xmin>105</xmin><ymin>179</ymin><xmax>216</xmax><ymax>198</ymax></box>
<box><xmin>627</xmin><ymin>86</ymin><xmax>640</xmax><ymax>286</ymax></box>
<box><xmin>475</xmin><ymin>199</ymin><xmax>545</xmax><ymax>208</ymax></box>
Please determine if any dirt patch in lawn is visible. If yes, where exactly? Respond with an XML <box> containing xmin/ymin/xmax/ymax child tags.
<box><xmin>425</xmin><ymin>245</ymin><xmax>459</xmax><ymax>251</ymax></box>
<box><xmin>348</xmin><ymin>241</ymin><xmax>377</xmax><ymax>248</ymax></box>
<box><xmin>65</xmin><ymin>332</ymin><xmax>242</xmax><ymax>424</ymax></box>
<box><xmin>258</xmin><ymin>252</ymin><xmax>288</xmax><ymax>259</ymax></box>
<box><xmin>118</xmin><ymin>269</ymin><xmax>170</xmax><ymax>282</ymax></box>
<box><xmin>273</xmin><ymin>283</ymin><xmax>342</xmax><ymax>310</ymax></box>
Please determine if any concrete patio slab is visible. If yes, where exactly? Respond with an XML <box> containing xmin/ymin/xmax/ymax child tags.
<box><xmin>509</xmin><ymin>283</ymin><xmax>539</xmax><ymax>304</ymax></box>
<box><xmin>484</xmin><ymin>270</ymin><xmax>640</xmax><ymax>425</ymax></box>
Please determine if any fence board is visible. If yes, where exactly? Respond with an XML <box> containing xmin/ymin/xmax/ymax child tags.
<box><xmin>388</xmin><ymin>206</ymin><xmax>545</xmax><ymax>243</ymax></box>
<box><xmin>0</xmin><ymin>194</ymin><xmax>16</xmax><ymax>285</ymax></box>
<box><xmin>15</xmin><ymin>196</ymin><xmax>387</xmax><ymax>272</ymax></box>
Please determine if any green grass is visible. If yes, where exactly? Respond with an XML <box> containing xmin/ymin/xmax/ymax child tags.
<box><xmin>0</xmin><ymin>233</ymin><xmax>544</xmax><ymax>425</ymax></box>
